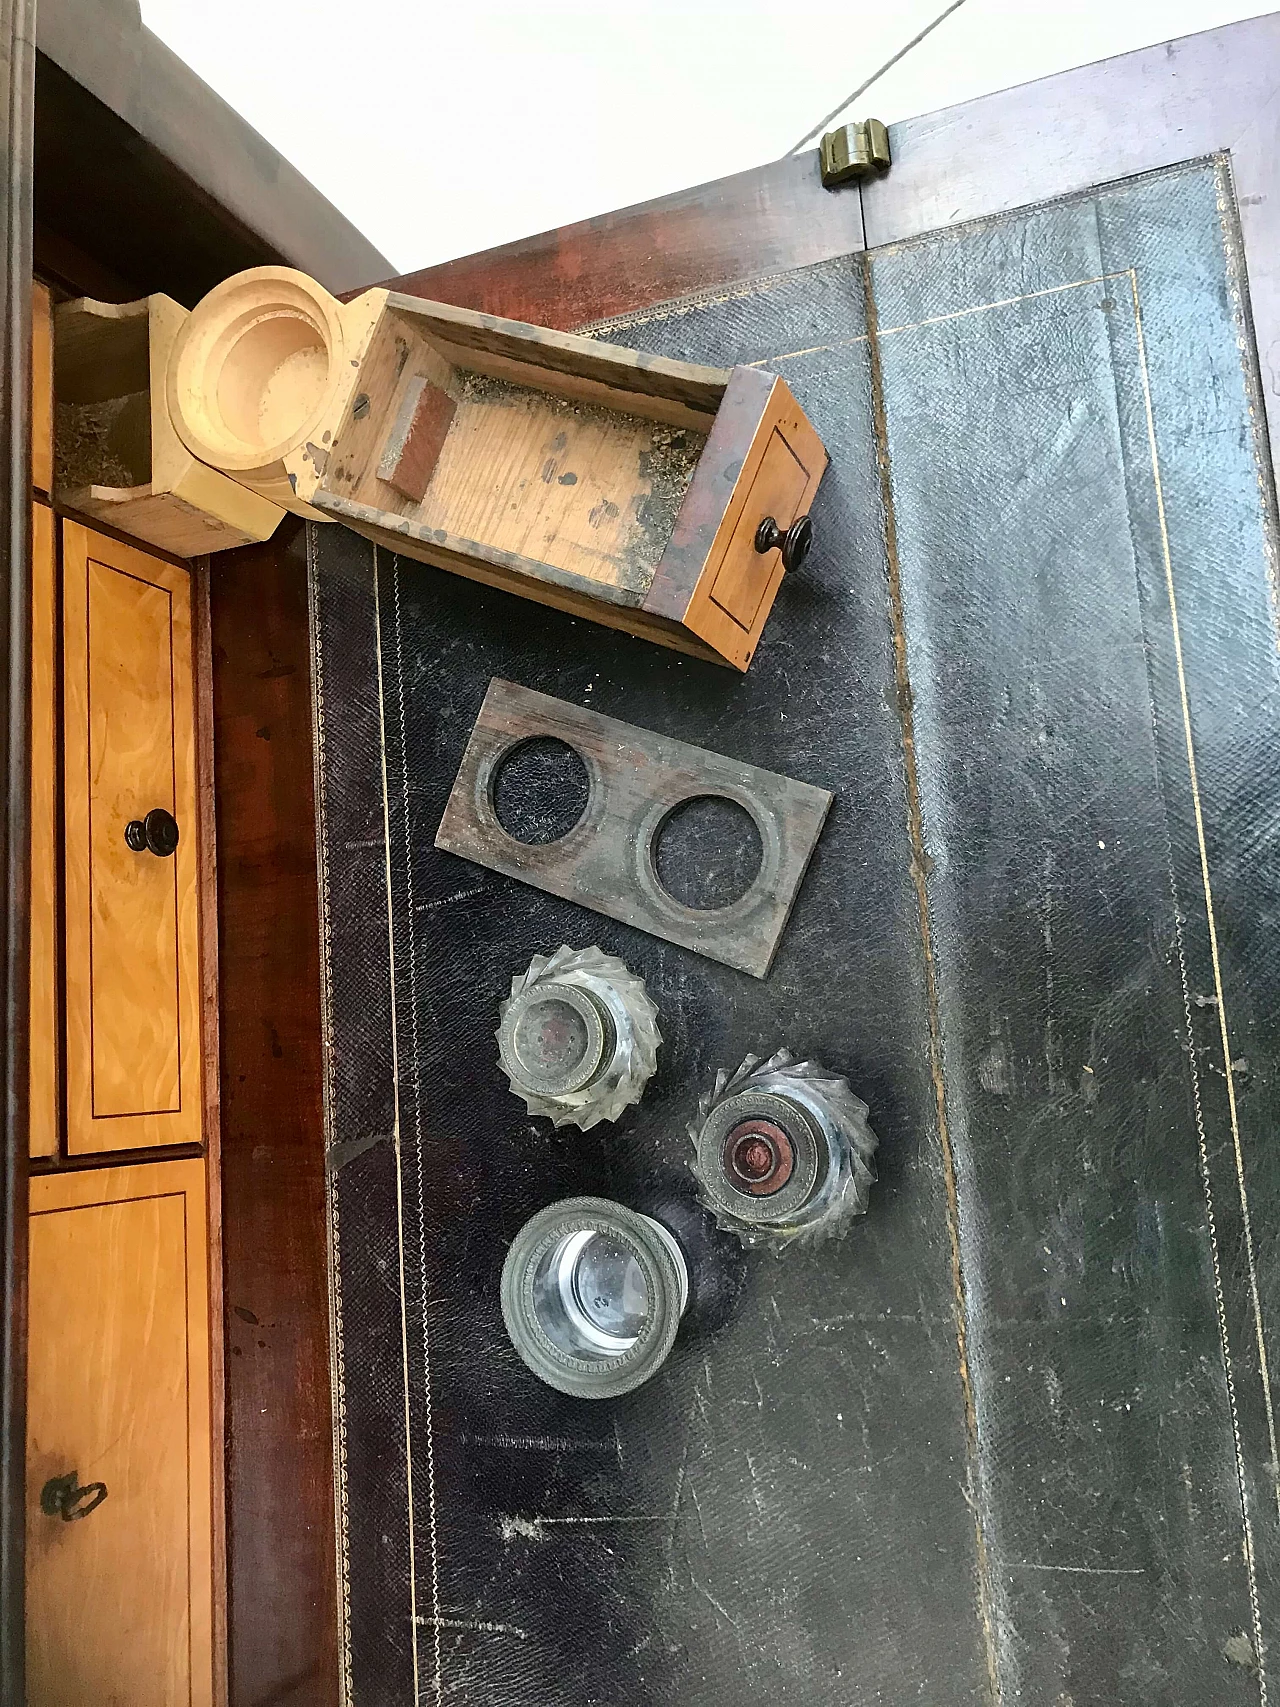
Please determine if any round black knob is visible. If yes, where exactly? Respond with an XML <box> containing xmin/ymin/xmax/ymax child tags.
<box><xmin>754</xmin><ymin>513</ymin><xmax>814</xmax><ymax>573</ymax></box>
<box><xmin>124</xmin><ymin>807</ymin><xmax>180</xmax><ymax>858</ymax></box>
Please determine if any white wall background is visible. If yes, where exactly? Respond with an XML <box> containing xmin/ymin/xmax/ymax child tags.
<box><xmin>139</xmin><ymin>1</ymin><xmax>1271</xmax><ymax>273</ymax></box>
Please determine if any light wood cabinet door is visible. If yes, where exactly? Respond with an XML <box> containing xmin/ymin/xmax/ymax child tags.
<box><xmin>29</xmin><ymin>501</ymin><xmax>58</xmax><ymax>1159</ymax></box>
<box><xmin>26</xmin><ymin>1160</ymin><xmax>213</xmax><ymax>1707</ymax></box>
<box><xmin>63</xmin><ymin>521</ymin><xmax>200</xmax><ymax>1153</ymax></box>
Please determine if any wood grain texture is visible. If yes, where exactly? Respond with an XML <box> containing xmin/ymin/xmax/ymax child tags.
<box><xmin>408</xmin><ymin>387</ymin><xmax>700</xmax><ymax>595</ymax></box>
<box><xmin>638</xmin><ymin>370</ymin><xmax>827</xmax><ymax>668</ymax></box>
<box><xmin>384</xmin><ymin>292</ymin><xmax>731</xmax><ymax>412</ymax></box>
<box><xmin>31</xmin><ymin>281</ymin><xmax>50</xmax><ymax>494</ymax></box>
<box><xmin>62</xmin><ymin>521</ymin><xmax>200</xmax><ymax>1153</ymax></box>
<box><xmin>311</xmin><ymin>490</ymin><xmax>725</xmax><ymax>662</ymax></box>
<box><xmin>677</xmin><ymin>377</ymin><xmax>826</xmax><ymax>669</ymax></box>
<box><xmin>319</xmin><ymin>303</ymin><xmax>719</xmax><ymax>613</ymax></box>
<box><xmin>434</xmin><ymin>678</ymin><xmax>834</xmax><ymax>977</ymax></box>
<box><xmin>26</xmin><ymin>1158</ymin><xmax>213</xmax><ymax>1707</ymax></box>
<box><xmin>376</xmin><ymin>373</ymin><xmax>456</xmax><ymax>502</ymax></box>
<box><xmin>380</xmin><ymin>151</ymin><xmax>866</xmax><ymax>331</ymax></box>
<box><xmin>191</xmin><ymin>559</ymin><xmax>227</xmax><ymax>1707</ymax></box>
<box><xmin>208</xmin><ymin>522</ymin><xmax>338</xmax><ymax>1707</ymax></box>
<box><xmin>28</xmin><ymin>502</ymin><xmax>56</xmax><ymax>1161</ymax></box>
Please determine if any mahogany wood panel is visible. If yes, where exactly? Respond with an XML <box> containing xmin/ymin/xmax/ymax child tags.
<box><xmin>28</xmin><ymin>502</ymin><xmax>55</xmax><ymax>1160</ymax></box>
<box><xmin>62</xmin><ymin>521</ymin><xmax>200</xmax><ymax>1153</ymax></box>
<box><xmin>209</xmin><ymin>521</ymin><xmax>338</xmax><ymax>1707</ymax></box>
<box><xmin>192</xmin><ymin>559</ymin><xmax>228</xmax><ymax>1707</ymax></box>
<box><xmin>382</xmin><ymin>150</ymin><xmax>865</xmax><ymax>330</ymax></box>
<box><xmin>26</xmin><ymin>1158</ymin><xmax>213</xmax><ymax>1707</ymax></box>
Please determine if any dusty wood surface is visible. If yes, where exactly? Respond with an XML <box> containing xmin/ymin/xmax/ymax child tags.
<box><xmin>54</xmin><ymin>293</ymin><xmax>284</xmax><ymax>557</ymax></box>
<box><xmin>435</xmin><ymin>678</ymin><xmax>832</xmax><ymax>977</ymax></box>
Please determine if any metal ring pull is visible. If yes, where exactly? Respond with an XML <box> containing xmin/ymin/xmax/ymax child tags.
<box><xmin>124</xmin><ymin>807</ymin><xmax>180</xmax><ymax>857</ymax></box>
<box><xmin>40</xmin><ymin>1471</ymin><xmax>108</xmax><ymax>1522</ymax></box>
<box><xmin>754</xmin><ymin>514</ymin><xmax>814</xmax><ymax>573</ymax></box>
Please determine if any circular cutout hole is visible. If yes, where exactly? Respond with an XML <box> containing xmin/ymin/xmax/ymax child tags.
<box><xmin>492</xmin><ymin>737</ymin><xmax>590</xmax><ymax>844</ymax></box>
<box><xmin>217</xmin><ymin>311</ymin><xmax>330</xmax><ymax>453</ymax></box>
<box><xmin>653</xmin><ymin>795</ymin><xmax>763</xmax><ymax>910</ymax></box>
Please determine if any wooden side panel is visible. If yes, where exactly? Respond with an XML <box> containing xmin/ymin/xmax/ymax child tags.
<box><xmin>63</xmin><ymin>521</ymin><xmax>200</xmax><ymax>1153</ymax></box>
<box><xmin>26</xmin><ymin>1159</ymin><xmax>213</xmax><ymax>1707</ymax></box>
<box><xmin>642</xmin><ymin>372</ymin><xmax>826</xmax><ymax>670</ymax></box>
<box><xmin>29</xmin><ymin>502</ymin><xmax>57</xmax><ymax>1160</ymax></box>
<box><xmin>209</xmin><ymin>526</ymin><xmax>339</xmax><ymax>1707</ymax></box>
<box><xmin>32</xmin><ymin>281</ymin><xmax>52</xmax><ymax>496</ymax></box>
<box><xmin>382</xmin><ymin>152</ymin><xmax>864</xmax><ymax>331</ymax></box>
<box><xmin>313</xmin><ymin>491</ymin><xmax>725</xmax><ymax>663</ymax></box>
<box><xmin>61</xmin><ymin>480</ymin><xmax>285</xmax><ymax>561</ymax></box>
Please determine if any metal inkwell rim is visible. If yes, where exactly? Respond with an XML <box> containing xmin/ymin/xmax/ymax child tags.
<box><xmin>501</xmin><ymin>1197</ymin><xmax>689</xmax><ymax>1399</ymax></box>
<box><xmin>694</xmin><ymin>1089</ymin><xmax>825</xmax><ymax>1227</ymax></box>
<box><xmin>497</xmin><ymin>981</ymin><xmax>614</xmax><ymax>1098</ymax></box>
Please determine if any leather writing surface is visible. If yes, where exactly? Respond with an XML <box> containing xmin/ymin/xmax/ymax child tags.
<box><xmin>866</xmin><ymin>157</ymin><xmax>1280</xmax><ymax>1700</ymax></box>
<box><xmin>313</xmin><ymin>158</ymin><xmax>1280</xmax><ymax>1703</ymax></box>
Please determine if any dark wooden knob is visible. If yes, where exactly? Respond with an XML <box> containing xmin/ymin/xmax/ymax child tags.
<box><xmin>124</xmin><ymin>807</ymin><xmax>180</xmax><ymax>857</ymax></box>
<box><xmin>754</xmin><ymin>514</ymin><xmax>814</xmax><ymax>572</ymax></box>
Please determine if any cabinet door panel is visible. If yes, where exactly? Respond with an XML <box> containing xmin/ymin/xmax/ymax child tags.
<box><xmin>63</xmin><ymin>521</ymin><xmax>200</xmax><ymax>1152</ymax></box>
<box><xmin>26</xmin><ymin>1160</ymin><xmax>212</xmax><ymax>1707</ymax></box>
<box><xmin>29</xmin><ymin>501</ymin><xmax>57</xmax><ymax>1158</ymax></box>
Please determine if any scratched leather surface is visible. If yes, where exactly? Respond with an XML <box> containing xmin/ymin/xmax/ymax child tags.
<box><xmin>312</xmin><ymin>157</ymin><xmax>1280</xmax><ymax>1705</ymax></box>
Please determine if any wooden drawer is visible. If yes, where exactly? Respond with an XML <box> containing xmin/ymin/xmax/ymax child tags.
<box><xmin>26</xmin><ymin>1160</ymin><xmax>213</xmax><ymax>1707</ymax></box>
<box><xmin>62</xmin><ymin>522</ymin><xmax>201</xmax><ymax>1153</ymax></box>
<box><xmin>166</xmin><ymin>269</ymin><xmax>830</xmax><ymax>669</ymax></box>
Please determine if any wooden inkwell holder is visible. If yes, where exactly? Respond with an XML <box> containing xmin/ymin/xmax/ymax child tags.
<box><xmin>165</xmin><ymin>268</ymin><xmax>828</xmax><ymax>668</ymax></box>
